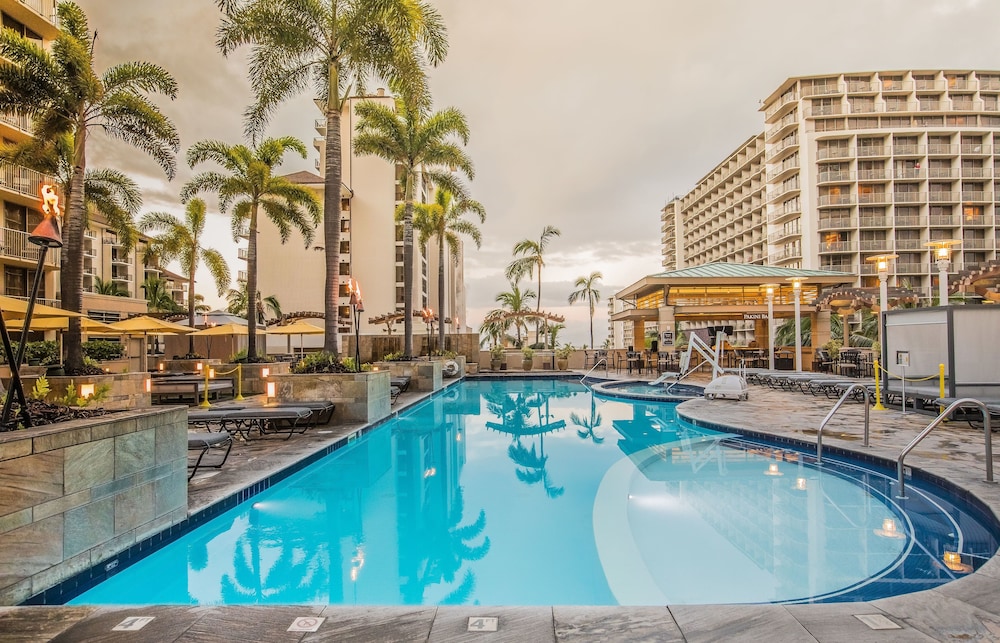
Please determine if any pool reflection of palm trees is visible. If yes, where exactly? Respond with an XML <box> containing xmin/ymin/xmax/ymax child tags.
<box><xmin>570</xmin><ymin>395</ymin><xmax>604</xmax><ymax>444</ymax></box>
<box><xmin>485</xmin><ymin>388</ymin><xmax>567</xmax><ymax>498</ymax></box>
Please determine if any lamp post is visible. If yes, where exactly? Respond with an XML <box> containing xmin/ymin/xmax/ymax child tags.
<box><xmin>786</xmin><ymin>277</ymin><xmax>807</xmax><ymax>371</ymax></box>
<box><xmin>1</xmin><ymin>184</ymin><xmax>63</xmax><ymax>429</ymax></box>
<box><xmin>924</xmin><ymin>240</ymin><xmax>961</xmax><ymax>306</ymax></box>
<box><xmin>348</xmin><ymin>279</ymin><xmax>363</xmax><ymax>372</ymax></box>
<box><xmin>762</xmin><ymin>284</ymin><xmax>777</xmax><ymax>371</ymax></box>
<box><xmin>865</xmin><ymin>254</ymin><xmax>898</xmax><ymax>411</ymax></box>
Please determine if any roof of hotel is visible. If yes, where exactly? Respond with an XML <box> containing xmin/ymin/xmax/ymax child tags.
<box><xmin>649</xmin><ymin>263</ymin><xmax>851</xmax><ymax>280</ymax></box>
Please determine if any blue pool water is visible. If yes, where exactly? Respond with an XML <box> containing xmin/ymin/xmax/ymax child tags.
<box><xmin>70</xmin><ymin>379</ymin><xmax>998</xmax><ymax>606</ymax></box>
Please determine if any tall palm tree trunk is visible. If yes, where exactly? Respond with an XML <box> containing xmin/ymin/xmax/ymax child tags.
<box><xmin>437</xmin><ymin>235</ymin><xmax>446</xmax><ymax>346</ymax></box>
<box><xmin>535</xmin><ymin>273</ymin><xmax>542</xmax><ymax>345</ymax></box>
<box><xmin>187</xmin><ymin>266</ymin><xmax>196</xmax><ymax>354</ymax></box>
<box><xmin>589</xmin><ymin>301</ymin><xmax>595</xmax><ymax>349</ymax></box>
<box><xmin>322</xmin><ymin>66</ymin><xmax>342</xmax><ymax>356</ymax></box>
<box><xmin>246</xmin><ymin>205</ymin><xmax>259</xmax><ymax>359</ymax></box>
<box><xmin>62</xmin><ymin>132</ymin><xmax>88</xmax><ymax>371</ymax></box>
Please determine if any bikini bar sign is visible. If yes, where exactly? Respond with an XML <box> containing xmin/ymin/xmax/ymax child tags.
<box><xmin>742</xmin><ymin>313</ymin><xmax>767</xmax><ymax>320</ymax></box>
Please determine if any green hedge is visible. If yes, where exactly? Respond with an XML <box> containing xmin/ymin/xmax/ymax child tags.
<box><xmin>82</xmin><ymin>340</ymin><xmax>125</xmax><ymax>362</ymax></box>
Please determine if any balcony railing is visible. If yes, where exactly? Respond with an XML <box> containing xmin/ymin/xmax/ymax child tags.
<box><xmin>858</xmin><ymin>216</ymin><xmax>888</xmax><ymax>228</ymax></box>
<box><xmin>817</xmin><ymin>170</ymin><xmax>853</xmax><ymax>183</ymax></box>
<box><xmin>856</xmin><ymin>146</ymin><xmax>887</xmax><ymax>158</ymax></box>
<box><xmin>818</xmin><ymin>194</ymin><xmax>855</xmax><ymax>206</ymax></box>
<box><xmin>960</xmin><ymin>238</ymin><xmax>992</xmax><ymax>250</ymax></box>
<box><xmin>18</xmin><ymin>0</ymin><xmax>57</xmax><ymax>22</ymax></box>
<box><xmin>928</xmin><ymin>215</ymin><xmax>957</xmax><ymax>226</ymax></box>
<box><xmin>237</xmin><ymin>247</ymin><xmax>249</xmax><ymax>261</ymax></box>
<box><xmin>961</xmin><ymin>191</ymin><xmax>990</xmax><ymax>202</ymax></box>
<box><xmin>0</xmin><ymin>161</ymin><xmax>50</xmax><ymax>199</ymax></box>
<box><xmin>857</xmin><ymin>192</ymin><xmax>890</xmax><ymax>204</ymax></box>
<box><xmin>818</xmin><ymin>241</ymin><xmax>856</xmax><ymax>253</ymax></box>
<box><xmin>859</xmin><ymin>239</ymin><xmax>892</xmax><ymax>252</ymax></box>
<box><xmin>961</xmin><ymin>144</ymin><xmax>990</xmax><ymax>155</ymax></box>
<box><xmin>817</xmin><ymin>147</ymin><xmax>851</xmax><ymax>161</ymax></box>
<box><xmin>892</xmin><ymin>191</ymin><xmax>926</xmax><ymax>204</ymax></box>
<box><xmin>0</xmin><ymin>227</ymin><xmax>59</xmax><ymax>266</ymax></box>
<box><xmin>857</xmin><ymin>169</ymin><xmax>887</xmax><ymax>181</ymax></box>
<box><xmin>961</xmin><ymin>167</ymin><xmax>991</xmax><ymax>178</ymax></box>
<box><xmin>927</xmin><ymin>167</ymin><xmax>957</xmax><ymax>179</ymax></box>
<box><xmin>896</xmin><ymin>263</ymin><xmax>927</xmax><ymax>274</ymax></box>
<box><xmin>0</xmin><ymin>111</ymin><xmax>30</xmax><ymax>132</ymax></box>
<box><xmin>892</xmin><ymin>144</ymin><xmax>924</xmax><ymax>156</ymax></box>
<box><xmin>765</xmin><ymin>92</ymin><xmax>799</xmax><ymax>120</ymax></box>
<box><xmin>928</xmin><ymin>191</ymin><xmax>958</xmax><ymax>202</ymax></box>
<box><xmin>894</xmin><ymin>216</ymin><xmax>927</xmax><ymax>227</ymax></box>
<box><xmin>928</xmin><ymin>144</ymin><xmax>959</xmax><ymax>155</ymax></box>
<box><xmin>894</xmin><ymin>239</ymin><xmax>924</xmax><ymax>250</ymax></box>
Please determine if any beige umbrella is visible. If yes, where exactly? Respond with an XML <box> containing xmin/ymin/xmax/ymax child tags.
<box><xmin>0</xmin><ymin>295</ymin><xmax>83</xmax><ymax>319</ymax></box>
<box><xmin>189</xmin><ymin>322</ymin><xmax>249</xmax><ymax>360</ymax></box>
<box><xmin>109</xmin><ymin>316</ymin><xmax>195</xmax><ymax>371</ymax></box>
<box><xmin>6</xmin><ymin>316</ymin><xmax>123</xmax><ymax>334</ymax></box>
<box><xmin>266</xmin><ymin>320</ymin><xmax>323</xmax><ymax>356</ymax></box>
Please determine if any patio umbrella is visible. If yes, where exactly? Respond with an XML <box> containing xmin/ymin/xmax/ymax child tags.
<box><xmin>6</xmin><ymin>316</ymin><xmax>123</xmax><ymax>334</ymax></box>
<box><xmin>189</xmin><ymin>322</ymin><xmax>249</xmax><ymax>360</ymax></box>
<box><xmin>109</xmin><ymin>316</ymin><xmax>195</xmax><ymax>371</ymax></box>
<box><xmin>266</xmin><ymin>320</ymin><xmax>323</xmax><ymax>356</ymax></box>
<box><xmin>0</xmin><ymin>295</ymin><xmax>83</xmax><ymax>319</ymax></box>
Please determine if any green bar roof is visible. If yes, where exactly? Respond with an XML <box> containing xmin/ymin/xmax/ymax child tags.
<box><xmin>648</xmin><ymin>262</ymin><xmax>852</xmax><ymax>279</ymax></box>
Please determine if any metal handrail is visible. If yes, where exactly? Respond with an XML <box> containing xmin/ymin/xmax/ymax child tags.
<box><xmin>817</xmin><ymin>384</ymin><xmax>871</xmax><ymax>464</ymax></box>
<box><xmin>896</xmin><ymin>398</ymin><xmax>993</xmax><ymax>499</ymax></box>
<box><xmin>580</xmin><ymin>358</ymin><xmax>607</xmax><ymax>385</ymax></box>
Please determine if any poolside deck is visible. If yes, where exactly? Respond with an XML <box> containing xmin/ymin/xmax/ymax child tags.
<box><xmin>2</xmin><ymin>369</ymin><xmax>1000</xmax><ymax>641</ymax></box>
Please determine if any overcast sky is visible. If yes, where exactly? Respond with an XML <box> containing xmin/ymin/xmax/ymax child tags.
<box><xmin>76</xmin><ymin>0</ymin><xmax>1000</xmax><ymax>347</ymax></box>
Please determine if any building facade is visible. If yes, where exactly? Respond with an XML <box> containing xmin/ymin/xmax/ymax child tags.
<box><xmin>254</xmin><ymin>90</ymin><xmax>468</xmax><ymax>349</ymax></box>
<box><xmin>664</xmin><ymin>70</ymin><xmax>1000</xmax><ymax>299</ymax></box>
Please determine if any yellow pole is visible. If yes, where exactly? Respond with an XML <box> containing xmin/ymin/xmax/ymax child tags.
<box><xmin>938</xmin><ymin>362</ymin><xmax>946</xmax><ymax>415</ymax></box>
<box><xmin>872</xmin><ymin>358</ymin><xmax>886</xmax><ymax>411</ymax></box>
<box><xmin>199</xmin><ymin>364</ymin><xmax>211</xmax><ymax>409</ymax></box>
<box><xmin>235</xmin><ymin>363</ymin><xmax>244</xmax><ymax>401</ymax></box>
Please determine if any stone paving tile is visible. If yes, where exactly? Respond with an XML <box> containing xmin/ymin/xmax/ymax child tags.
<box><xmin>784</xmin><ymin>602</ymin><xmax>936</xmax><ymax>642</ymax></box>
<box><xmin>669</xmin><ymin>604</ymin><xmax>815</xmax><ymax>642</ymax></box>
<box><xmin>308</xmin><ymin>606</ymin><xmax>436</xmax><ymax>642</ymax></box>
<box><xmin>426</xmin><ymin>606</ymin><xmax>555</xmax><ymax>643</ymax></box>
<box><xmin>0</xmin><ymin>605</ymin><xmax>98</xmax><ymax>642</ymax></box>
<box><xmin>874</xmin><ymin>588</ymin><xmax>1000</xmax><ymax>641</ymax></box>
<box><xmin>176</xmin><ymin>605</ymin><xmax>324</xmax><ymax>642</ymax></box>
<box><xmin>48</xmin><ymin>605</ymin><xmax>207</xmax><ymax>642</ymax></box>
<box><xmin>553</xmin><ymin>606</ymin><xmax>683</xmax><ymax>642</ymax></box>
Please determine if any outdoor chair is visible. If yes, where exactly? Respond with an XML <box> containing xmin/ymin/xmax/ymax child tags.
<box><xmin>391</xmin><ymin>376</ymin><xmax>411</xmax><ymax>393</ymax></box>
<box><xmin>187</xmin><ymin>431</ymin><xmax>233</xmax><ymax>479</ymax></box>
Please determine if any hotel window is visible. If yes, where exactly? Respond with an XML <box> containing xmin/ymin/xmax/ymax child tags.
<box><xmin>951</xmin><ymin>94</ymin><xmax>974</xmax><ymax>110</ymax></box>
<box><xmin>913</xmin><ymin>74</ymin><xmax>937</xmax><ymax>90</ymax></box>
<box><xmin>918</xmin><ymin>95</ymin><xmax>942</xmax><ymax>111</ymax></box>
<box><xmin>980</xmin><ymin>74</ymin><xmax>1000</xmax><ymax>90</ymax></box>
<box><xmin>812</xmin><ymin>97</ymin><xmax>839</xmax><ymax>115</ymax></box>
<box><xmin>1</xmin><ymin>15</ymin><xmax>41</xmax><ymax>45</ymax></box>
<box><xmin>963</xmin><ymin>205</ymin><xmax>984</xmax><ymax>222</ymax></box>
<box><xmin>4</xmin><ymin>266</ymin><xmax>27</xmax><ymax>298</ymax></box>
<box><xmin>814</xmin><ymin>118</ymin><xmax>845</xmax><ymax>132</ymax></box>
<box><xmin>915</xmin><ymin>115</ymin><xmax>944</xmax><ymax>127</ymax></box>
<box><xmin>849</xmin><ymin>117</ymin><xmax>878</xmax><ymax>129</ymax></box>
<box><xmin>4</xmin><ymin>203</ymin><xmax>26</xmax><ymax>231</ymax></box>
<box><xmin>881</xmin><ymin>116</ymin><xmax>911</xmax><ymax>128</ymax></box>
<box><xmin>946</xmin><ymin>74</ymin><xmax>968</xmax><ymax>89</ymax></box>
<box><xmin>983</xmin><ymin>95</ymin><xmax>999</xmax><ymax>111</ymax></box>
<box><xmin>881</xmin><ymin>75</ymin><xmax>904</xmax><ymax>91</ymax></box>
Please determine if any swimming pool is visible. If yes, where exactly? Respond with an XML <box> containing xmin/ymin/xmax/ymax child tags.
<box><xmin>68</xmin><ymin>379</ymin><xmax>998</xmax><ymax>606</ymax></box>
<box><xmin>591</xmin><ymin>380</ymin><xmax>704</xmax><ymax>402</ymax></box>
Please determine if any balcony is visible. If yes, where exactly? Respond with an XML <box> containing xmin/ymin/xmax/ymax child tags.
<box><xmin>765</xmin><ymin>113</ymin><xmax>798</xmax><ymax>141</ymax></box>
<box><xmin>856</xmin><ymin>146</ymin><xmax>888</xmax><ymax>158</ymax></box>
<box><xmin>765</xmin><ymin>92</ymin><xmax>799</xmax><ymax>120</ymax></box>
<box><xmin>807</xmin><ymin>104</ymin><xmax>844</xmax><ymax>117</ymax></box>
<box><xmin>918</xmin><ymin>100</ymin><xmax>943</xmax><ymax>111</ymax></box>
<box><xmin>892</xmin><ymin>144</ymin><xmax>924</xmax><ymax>156</ymax></box>
<box><xmin>961</xmin><ymin>144</ymin><xmax>991</xmax><ymax>155</ymax></box>
<box><xmin>961</xmin><ymin>167</ymin><xmax>991</xmax><ymax>179</ymax></box>
<box><xmin>767</xmin><ymin>206</ymin><xmax>801</xmax><ymax>224</ymax></box>
<box><xmin>892</xmin><ymin>191</ymin><xmax>926</xmax><ymax>204</ymax></box>
<box><xmin>894</xmin><ymin>216</ymin><xmax>927</xmax><ymax>227</ymax></box>
<box><xmin>961</xmin><ymin>191</ymin><xmax>990</xmax><ymax>202</ymax></box>
<box><xmin>237</xmin><ymin>247</ymin><xmax>249</xmax><ymax>261</ymax></box>
<box><xmin>928</xmin><ymin>144</ymin><xmax>959</xmax><ymax>156</ymax></box>
<box><xmin>821</xmin><ymin>263</ymin><xmax>857</xmax><ymax>275</ymax></box>
<box><xmin>894</xmin><ymin>239</ymin><xmax>924</xmax><ymax>250</ymax></box>
<box><xmin>960</xmin><ymin>238</ymin><xmax>992</xmax><ymax>250</ymax></box>
<box><xmin>896</xmin><ymin>263</ymin><xmax>927</xmax><ymax>274</ymax></box>
<box><xmin>817</xmin><ymin>147</ymin><xmax>851</xmax><ymax>161</ymax></box>
<box><xmin>859</xmin><ymin>216</ymin><xmax>889</xmax><ymax>228</ymax></box>
<box><xmin>962</xmin><ymin>215</ymin><xmax>994</xmax><ymax>227</ymax></box>
<box><xmin>817</xmin><ymin>170</ymin><xmax>853</xmax><ymax>184</ymax></box>
<box><xmin>0</xmin><ymin>161</ymin><xmax>51</xmax><ymax>201</ymax></box>
<box><xmin>767</xmin><ymin>227</ymin><xmax>801</xmax><ymax>244</ymax></box>
<box><xmin>0</xmin><ymin>227</ymin><xmax>59</xmax><ymax>267</ymax></box>
<box><xmin>927</xmin><ymin>167</ymin><xmax>957</xmax><ymax>179</ymax></box>
<box><xmin>857</xmin><ymin>192</ymin><xmax>890</xmax><ymax>205</ymax></box>
<box><xmin>859</xmin><ymin>239</ymin><xmax>892</xmax><ymax>252</ymax></box>
<box><xmin>914</xmin><ymin>79</ymin><xmax>942</xmax><ymax>91</ymax></box>
<box><xmin>765</xmin><ymin>137</ymin><xmax>799</xmax><ymax>162</ymax></box>
<box><xmin>928</xmin><ymin>191</ymin><xmax>958</xmax><ymax>203</ymax></box>
<box><xmin>928</xmin><ymin>215</ymin><xmax>958</xmax><ymax>226</ymax></box>
<box><xmin>111</xmin><ymin>268</ymin><xmax>131</xmax><ymax>283</ymax></box>
<box><xmin>314</xmin><ymin>118</ymin><xmax>326</xmax><ymax>135</ymax></box>
<box><xmin>857</xmin><ymin>169</ymin><xmax>887</xmax><ymax>181</ymax></box>
<box><xmin>802</xmin><ymin>83</ymin><xmax>842</xmax><ymax>98</ymax></box>
<box><xmin>0</xmin><ymin>111</ymin><xmax>30</xmax><ymax>133</ymax></box>
<box><xmin>846</xmin><ymin>80</ymin><xmax>878</xmax><ymax>93</ymax></box>
<box><xmin>768</xmin><ymin>248</ymin><xmax>802</xmax><ymax>263</ymax></box>
<box><xmin>818</xmin><ymin>241</ymin><xmax>856</xmax><ymax>254</ymax></box>
<box><xmin>880</xmin><ymin>80</ymin><xmax>912</xmax><ymax>93</ymax></box>
<box><xmin>238</xmin><ymin>270</ymin><xmax>248</xmax><ymax>282</ymax></box>
<box><xmin>818</xmin><ymin>194</ymin><xmax>854</xmax><ymax>207</ymax></box>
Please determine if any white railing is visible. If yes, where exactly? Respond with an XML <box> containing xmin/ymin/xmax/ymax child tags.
<box><xmin>0</xmin><ymin>227</ymin><xmax>59</xmax><ymax>266</ymax></box>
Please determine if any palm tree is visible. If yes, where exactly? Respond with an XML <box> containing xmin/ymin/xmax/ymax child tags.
<box><xmin>182</xmin><ymin>137</ymin><xmax>320</xmax><ymax>360</ymax></box>
<box><xmin>214</xmin><ymin>0</ymin><xmax>447</xmax><ymax>357</ymax></box>
<box><xmin>490</xmin><ymin>280</ymin><xmax>536</xmax><ymax>348</ymax></box>
<box><xmin>506</xmin><ymin>225</ymin><xmax>561</xmax><ymax>345</ymax></box>
<box><xmin>411</xmin><ymin>188</ymin><xmax>485</xmax><ymax>346</ymax></box>
<box><xmin>568</xmin><ymin>271</ymin><xmax>603</xmax><ymax>349</ymax></box>
<box><xmin>226</xmin><ymin>279</ymin><xmax>282</xmax><ymax>324</ymax></box>
<box><xmin>141</xmin><ymin>276</ymin><xmax>183</xmax><ymax>313</ymax></box>
<box><xmin>93</xmin><ymin>276</ymin><xmax>127</xmax><ymax>297</ymax></box>
<box><xmin>139</xmin><ymin>199</ymin><xmax>231</xmax><ymax>353</ymax></box>
<box><xmin>0</xmin><ymin>2</ymin><xmax>178</xmax><ymax>371</ymax></box>
<box><xmin>354</xmin><ymin>93</ymin><xmax>474</xmax><ymax>358</ymax></box>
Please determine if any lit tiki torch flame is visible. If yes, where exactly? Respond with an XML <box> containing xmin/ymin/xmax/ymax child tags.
<box><xmin>31</xmin><ymin>184</ymin><xmax>63</xmax><ymax>248</ymax></box>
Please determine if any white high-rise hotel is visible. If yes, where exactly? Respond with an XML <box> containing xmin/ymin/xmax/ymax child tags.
<box><xmin>663</xmin><ymin>70</ymin><xmax>1000</xmax><ymax>296</ymax></box>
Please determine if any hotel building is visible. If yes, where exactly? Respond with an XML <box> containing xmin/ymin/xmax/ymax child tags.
<box><xmin>664</xmin><ymin>70</ymin><xmax>1000</xmax><ymax>296</ymax></box>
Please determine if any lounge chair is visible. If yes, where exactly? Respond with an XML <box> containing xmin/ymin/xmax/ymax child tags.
<box><xmin>265</xmin><ymin>400</ymin><xmax>336</xmax><ymax>427</ymax></box>
<box><xmin>187</xmin><ymin>431</ymin><xmax>233</xmax><ymax>480</ymax></box>
<box><xmin>391</xmin><ymin>376</ymin><xmax>411</xmax><ymax>393</ymax></box>
<box><xmin>188</xmin><ymin>406</ymin><xmax>314</xmax><ymax>441</ymax></box>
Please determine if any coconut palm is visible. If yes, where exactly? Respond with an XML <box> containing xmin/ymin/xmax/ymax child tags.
<box><xmin>141</xmin><ymin>276</ymin><xmax>183</xmax><ymax>313</ymax></box>
<box><xmin>139</xmin><ymin>199</ymin><xmax>231</xmax><ymax>353</ymax></box>
<box><xmin>226</xmin><ymin>279</ymin><xmax>282</xmax><ymax>324</ymax></box>
<box><xmin>182</xmin><ymin>137</ymin><xmax>320</xmax><ymax>360</ymax></box>
<box><xmin>489</xmin><ymin>280</ymin><xmax>536</xmax><ymax>348</ymax></box>
<box><xmin>0</xmin><ymin>2</ymin><xmax>178</xmax><ymax>370</ymax></box>
<box><xmin>214</xmin><ymin>0</ymin><xmax>447</xmax><ymax>357</ymax></box>
<box><xmin>568</xmin><ymin>271</ymin><xmax>603</xmax><ymax>349</ymax></box>
<box><xmin>410</xmin><ymin>187</ymin><xmax>485</xmax><ymax>346</ymax></box>
<box><xmin>354</xmin><ymin>93</ymin><xmax>474</xmax><ymax>358</ymax></box>
<box><xmin>93</xmin><ymin>276</ymin><xmax>127</xmax><ymax>297</ymax></box>
<box><xmin>506</xmin><ymin>225</ymin><xmax>561</xmax><ymax>345</ymax></box>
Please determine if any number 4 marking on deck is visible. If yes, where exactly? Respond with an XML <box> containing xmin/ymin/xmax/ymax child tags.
<box><xmin>467</xmin><ymin>617</ymin><xmax>499</xmax><ymax>632</ymax></box>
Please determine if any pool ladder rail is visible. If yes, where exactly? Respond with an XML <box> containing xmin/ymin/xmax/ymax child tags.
<box><xmin>815</xmin><ymin>392</ymin><xmax>995</xmax><ymax>499</ymax></box>
<box><xmin>580</xmin><ymin>358</ymin><xmax>607</xmax><ymax>386</ymax></box>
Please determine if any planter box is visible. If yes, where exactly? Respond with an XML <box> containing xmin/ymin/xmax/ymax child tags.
<box><xmin>371</xmin><ymin>360</ymin><xmax>442</xmax><ymax>392</ymax></box>
<box><xmin>156</xmin><ymin>359</ymin><xmax>221</xmax><ymax>374</ymax></box>
<box><xmin>220</xmin><ymin>361</ymin><xmax>291</xmax><ymax>396</ymax></box>
<box><xmin>0</xmin><ymin>406</ymin><xmax>188</xmax><ymax>605</ymax></box>
<box><xmin>96</xmin><ymin>359</ymin><xmax>129</xmax><ymax>374</ymax></box>
<box><xmin>24</xmin><ymin>373</ymin><xmax>152</xmax><ymax>411</ymax></box>
<box><xmin>270</xmin><ymin>371</ymin><xmax>391</xmax><ymax>424</ymax></box>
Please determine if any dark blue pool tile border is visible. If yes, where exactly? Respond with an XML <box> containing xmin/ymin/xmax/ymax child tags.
<box><xmin>22</xmin><ymin>404</ymin><xmax>417</xmax><ymax>606</ymax></box>
<box><xmin>678</xmin><ymin>409</ymin><xmax>1000</xmax><ymax>535</ymax></box>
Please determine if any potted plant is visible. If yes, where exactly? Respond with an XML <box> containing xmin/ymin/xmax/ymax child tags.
<box><xmin>490</xmin><ymin>345</ymin><xmax>504</xmax><ymax>371</ymax></box>
<box><xmin>521</xmin><ymin>346</ymin><xmax>534</xmax><ymax>371</ymax></box>
<box><xmin>555</xmin><ymin>344</ymin><xmax>573</xmax><ymax>370</ymax></box>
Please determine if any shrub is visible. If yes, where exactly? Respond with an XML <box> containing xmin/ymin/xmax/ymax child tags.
<box><xmin>229</xmin><ymin>349</ymin><xmax>274</xmax><ymax>364</ymax></box>
<box><xmin>292</xmin><ymin>352</ymin><xmax>352</xmax><ymax>374</ymax></box>
<box><xmin>82</xmin><ymin>340</ymin><xmax>125</xmax><ymax>362</ymax></box>
<box><xmin>521</xmin><ymin>346</ymin><xmax>534</xmax><ymax>359</ymax></box>
<box><xmin>0</xmin><ymin>341</ymin><xmax>62</xmax><ymax>366</ymax></box>
<box><xmin>490</xmin><ymin>345</ymin><xmax>505</xmax><ymax>359</ymax></box>
<box><xmin>555</xmin><ymin>344</ymin><xmax>574</xmax><ymax>359</ymax></box>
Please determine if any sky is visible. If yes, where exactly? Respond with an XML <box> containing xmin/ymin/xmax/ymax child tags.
<box><xmin>76</xmin><ymin>0</ymin><xmax>1000</xmax><ymax>347</ymax></box>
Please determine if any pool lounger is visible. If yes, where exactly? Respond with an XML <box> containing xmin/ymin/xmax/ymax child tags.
<box><xmin>933</xmin><ymin>397</ymin><xmax>1000</xmax><ymax>429</ymax></box>
<box><xmin>390</xmin><ymin>376</ymin><xmax>411</xmax><ymax>393</ymax></box>
<box><xmin>188</xmin><ymin>407</ymin><xmax>315</xmax><ymax>441</ymax></box>
<box><xmin>187</xmin><ymin>431</ymin><xmax>233</xmax><ymax>479</ymax></box>
<box><xmin>265</xmin><ymin>400</ymin><xmax>336</xmax><ymax>426</ymax></box>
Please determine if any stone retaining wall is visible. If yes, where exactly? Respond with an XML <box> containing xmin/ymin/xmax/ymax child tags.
<box><xmin>372</xmin><ymin>360</ymin><xmax>442</xmax><ymax>392</ymax></box>
<box><xmin>220</xmin><ymin>361</ymin><xmax>290</xmax><ymax>396</ymax></box>
<box><xmin>23</xmin><ymin>373</ymin><xmax>152</xmax><ymax>411</ymax></box>
<box><xmin>0</xmin><ymin>407</ymin><xmax>188</xmax><ymax>605</ymax></box>
<box><xmin>270</xmin><ymin>371</ymin><xmax>391</xmax><ymax>424</ymax></box>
